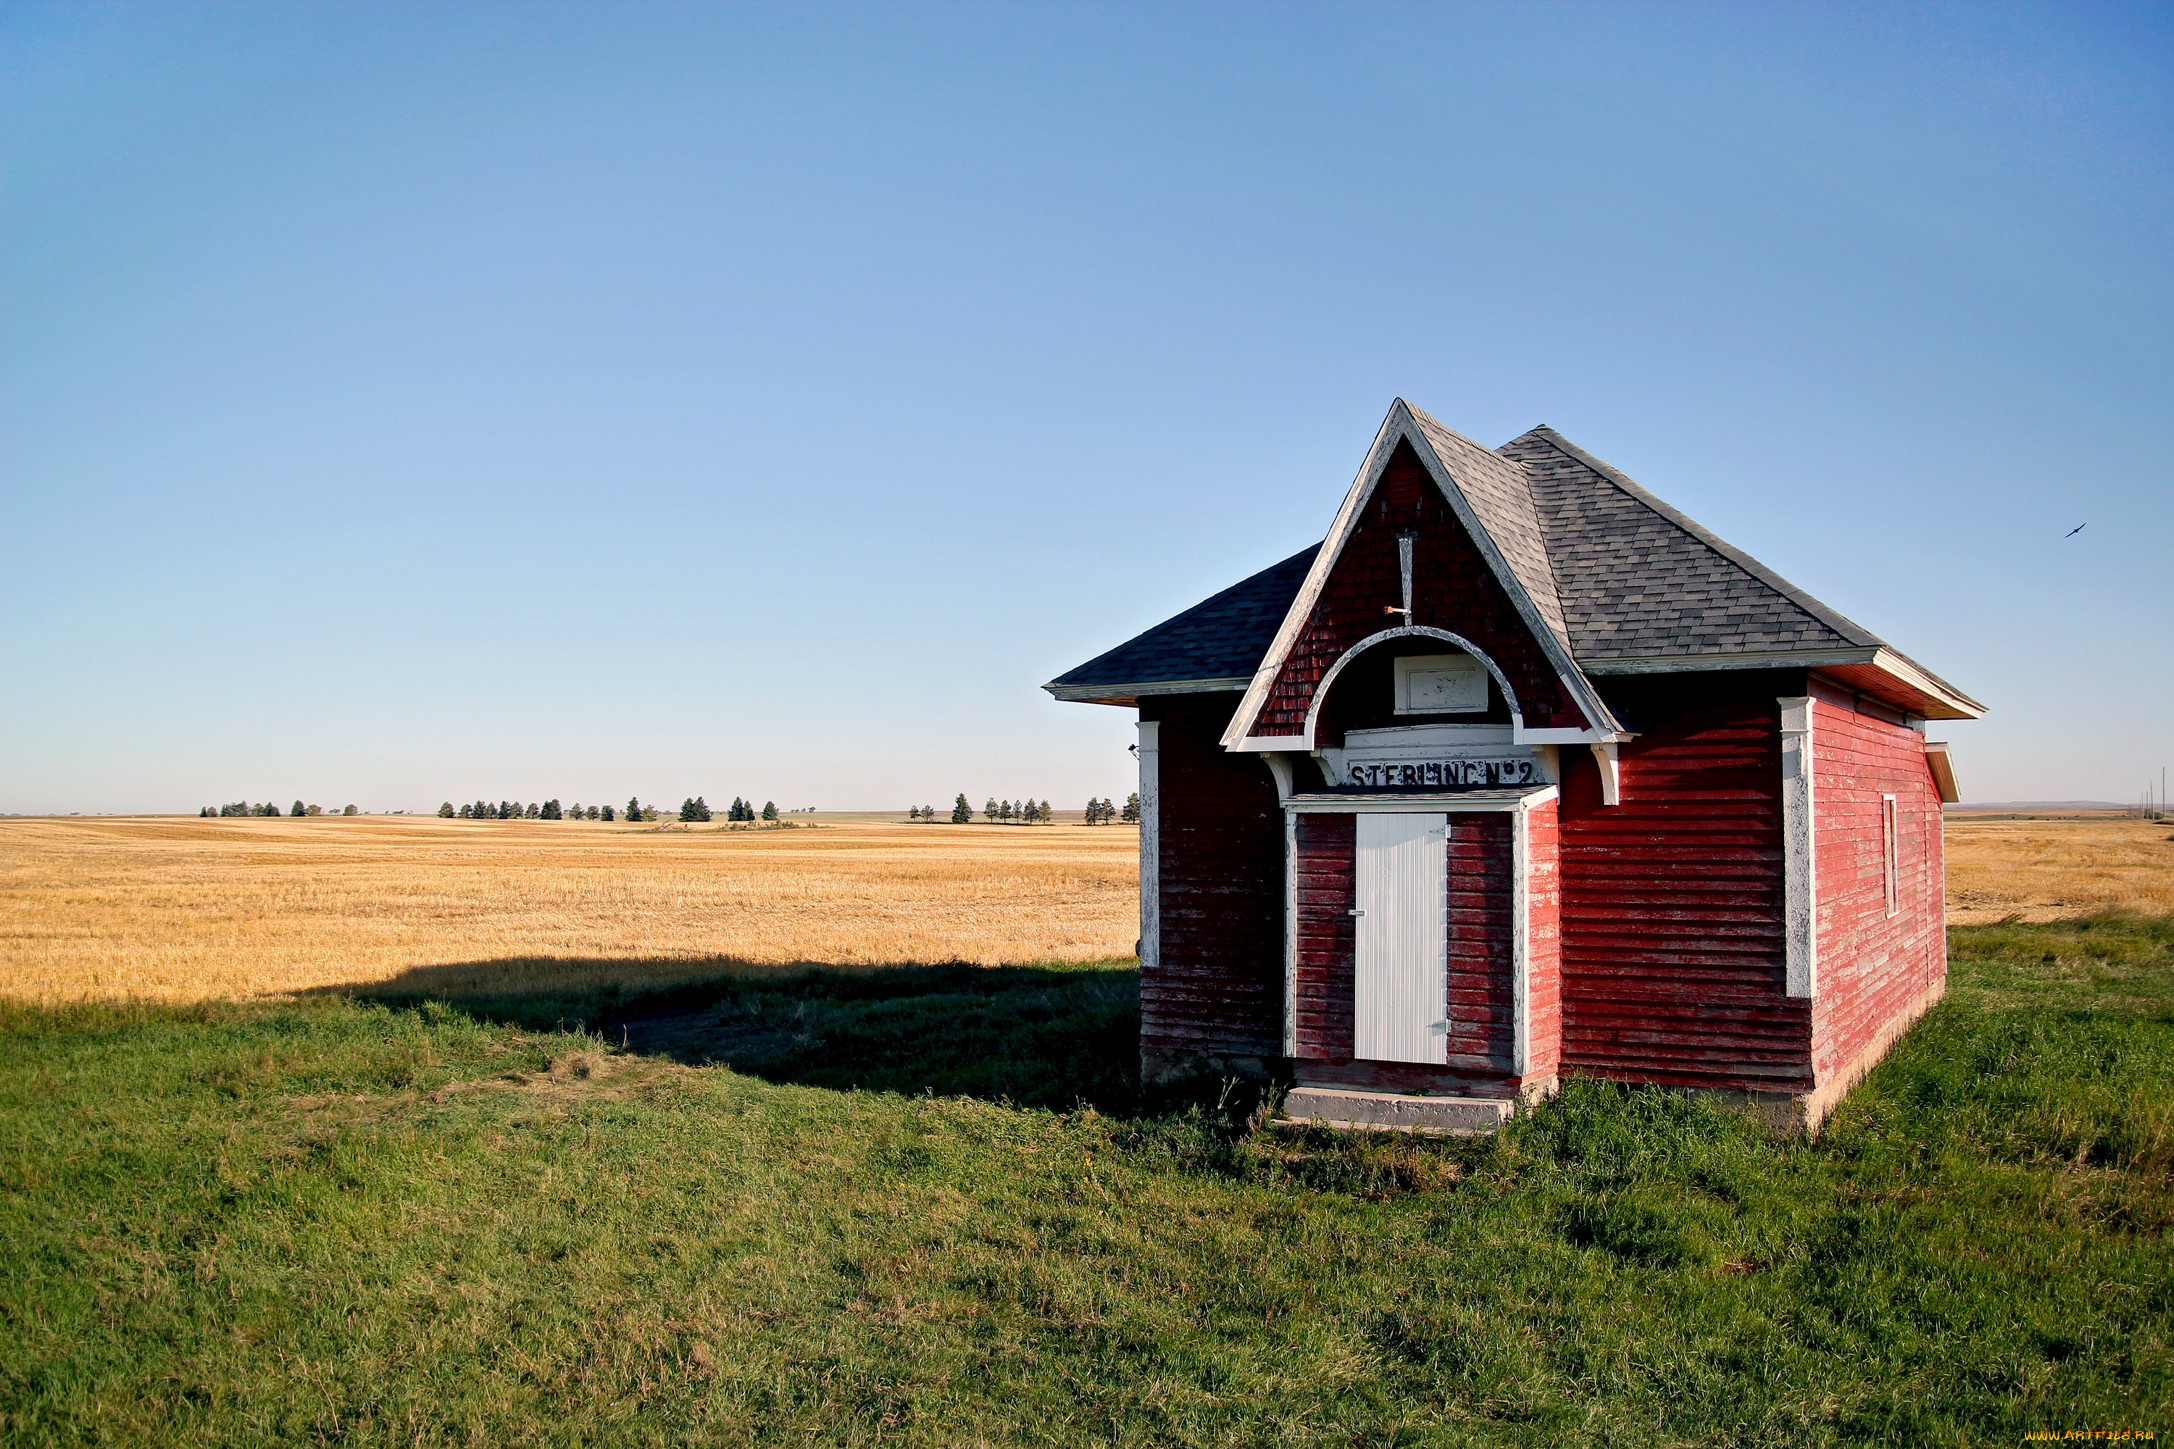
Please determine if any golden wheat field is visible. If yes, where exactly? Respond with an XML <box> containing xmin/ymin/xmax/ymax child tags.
<box><xmin>0</xmin><ymin>815</ymin><xmax>1139</xmax><ymax>1003</ymax></box>
<box><xmin>1943</xmin><ymin>817</ymin><xmax>2174</xmax><ymax>924</ymax></box>
<box><xmin>2</xmin><ymin>813</ymin><xmax>2169</xmax><ymax>1003</ymax></box>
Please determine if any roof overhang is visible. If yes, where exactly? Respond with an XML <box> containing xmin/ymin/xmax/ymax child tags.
<box><xmin>1042</xmin><ymin>676</ymin><xmax>1251</xmax><ymax>707</ymax></box>
<box><xmin>1579</xmin><ymin>647</ymin><xmax>1985</xmax><ymax>720</ymax></box>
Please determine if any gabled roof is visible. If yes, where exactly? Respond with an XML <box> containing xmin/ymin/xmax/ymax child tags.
<box><xmin>1045</xmin><ymin>545</ymin><xmax>1319</xmax><ymax>704</ymax></box>
<box><xmin>1499</xmin><ymin>425</ymin><xmax>1877</xmax><ymax>659</ymax></box>
<box><xmin>1046</xmin><ymin>403</ymin><xmax>1985</xmax><ymax>722</ymax></box>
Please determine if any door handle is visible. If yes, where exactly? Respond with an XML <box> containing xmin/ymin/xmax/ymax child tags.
<box><xmin>1346</xmin><ymin>908</ymin><xmax>1365</xmax><ymax>917</ymax></box>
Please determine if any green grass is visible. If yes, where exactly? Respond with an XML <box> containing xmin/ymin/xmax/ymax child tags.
<box><xmin>2</xmin><ymin>920</ymin><xmax>2170</xmax><ymax>1446</ymax></box>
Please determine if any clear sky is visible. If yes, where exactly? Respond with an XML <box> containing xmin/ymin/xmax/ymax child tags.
<box><xmin>4</xmin><ymin>2</ymin><xmax>2168</xmax><ymax>814</ymax></box>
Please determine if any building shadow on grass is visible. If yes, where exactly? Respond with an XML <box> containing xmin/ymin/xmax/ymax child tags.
<box><xmin>314</xmin><ymin>957</ymin><xmax>1145</xmax><ymax>1115</ymax></box>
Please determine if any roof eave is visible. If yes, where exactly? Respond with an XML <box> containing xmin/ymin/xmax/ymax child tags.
<box><xmin>1044</xmin><ymin>676</ymin><xmax>1252</xmax><ymax>706</ymax></box>
<box><xmin>1578</xmin><ymin>647</ymin><xmax>1985</xmax><ymax>720</ymax></box>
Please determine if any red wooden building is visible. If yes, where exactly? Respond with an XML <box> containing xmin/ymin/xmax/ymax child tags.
<box><xmin>1049</xmin><ymin>401</ymin><xmax>1981</xmax><ymax>1133</ymax></box>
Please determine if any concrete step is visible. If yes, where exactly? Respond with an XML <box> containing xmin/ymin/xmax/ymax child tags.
<box><xmin>1275</xmin><ymin>1086</ymin><xmax>1514</xmax><ymax>1136</ymax></box>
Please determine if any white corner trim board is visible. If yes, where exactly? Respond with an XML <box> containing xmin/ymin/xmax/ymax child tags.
<box><xmin>1778</xmin><ymin>697</ymin><xmax>1817</xmax><ymax>998</ymax></box>
<box><xmin>1281</xmin><ymin>809</ymin><xmax>1299</xmax><ymax>1057</ymax></box>
<box><xmin>1137</xmin><ymin>721</ymin><xmax>1160</xmax><ymax>975</ymax></box>
<box><xmin>1511</xmin><ymin>807</ymin><xmax>1531</xmax><ymax>1074</ymax></box>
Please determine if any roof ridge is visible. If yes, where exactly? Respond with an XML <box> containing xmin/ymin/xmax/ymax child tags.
<box><xmin>1508</xmin><ymin>425</ymin><xmax>1883</xmax><ymax>650</ymax></box>
<box><xmin>1406</xmin><ymin>404</ymin><xmax>1572</xmax><ymax>647</ymax></box>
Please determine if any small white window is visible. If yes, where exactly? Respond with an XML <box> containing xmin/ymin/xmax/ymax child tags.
<box><xmin>1881</xmin><ymin>794</ymin><xmax>1899</xmax><ymax>918</ymax></box>
<box><xmin>1394</xmin><ymin>653</ymin><xmax>1487</xmax><ymax>714</ymax></box>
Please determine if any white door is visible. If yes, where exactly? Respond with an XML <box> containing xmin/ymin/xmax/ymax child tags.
<box><xmin>1353</xmin><ymin>812</ymin><xmax>1449</xmax><ymax>1064</ymax></box>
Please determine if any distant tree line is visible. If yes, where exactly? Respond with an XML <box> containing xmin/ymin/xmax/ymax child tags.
<box><xmin>424</xmin><ymin>794</ymin><xmax>780</xmax><ymax>824</ymax></box>
<box><xmin>900</xmin><ymin>795</ymin><xmax>1138</xmax><ymax>825</ymax></box>
<box><xmin>202</xmin><ymin>802</ymin><xmax>357</xmax><ymax>817</ymax></box>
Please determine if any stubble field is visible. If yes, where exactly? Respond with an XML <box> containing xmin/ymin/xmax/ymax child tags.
<box><xmin>0</xmin><ymin>815</ymin><xmax>1138</xmax><ymax>1003</ymax></box>
<box><xmin>3</xmin><ymin>812</ymin><xmax>2170</xmax><ymax>1002</ymax></box>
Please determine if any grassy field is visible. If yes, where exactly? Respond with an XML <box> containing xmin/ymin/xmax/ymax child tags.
<box><xmin>2</xmin><ymin>915</ymin><xmax>2169</xmax><ymax>1445</ymax></box>
<box><xmin>2</xmin><ymin>812</ymin><xmax>2170</xmax><ymax>1442</ymax></box>
<box><xmin>0</xmin><ymin>816</ymin><xmax>1137</xmax><ymax>1002</ymax></box>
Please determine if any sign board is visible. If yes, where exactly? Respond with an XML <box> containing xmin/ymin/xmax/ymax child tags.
<box><xmin>1395</xmin><ymin>653</ymin><xmax>1488</xmax><ymax>714</ymax></box>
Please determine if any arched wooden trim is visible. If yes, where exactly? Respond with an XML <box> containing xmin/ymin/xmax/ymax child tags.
<box><xmin>1299</xmin><ymin>626</ymin><xmax>1524</xmax><ymax>749</ymax></box>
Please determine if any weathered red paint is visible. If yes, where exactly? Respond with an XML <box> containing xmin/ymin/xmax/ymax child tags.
<box><xmin>1253</xmin><ymin>442</ymin><xmax>1589</xmax><ymax>740</ymax></box>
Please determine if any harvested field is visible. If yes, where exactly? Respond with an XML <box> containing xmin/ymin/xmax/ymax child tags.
<box><xmin>1944</xmin><ymin>817</ymin><xmax>2174</xmax><ymax>924</ymax></box>
<box><xmin>0</xmin><ymin>816</ymin><xmax>1138</xmax><ymax>1003</ymax></box>
<box><xmin>6</xmin><ymin>813</ymin><xmax>2171</xmax><ymax>1003</ymax></box>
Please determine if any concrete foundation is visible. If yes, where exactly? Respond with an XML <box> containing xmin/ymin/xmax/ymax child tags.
<box><xmin>1275</xmin><ymin>1086</ymin><xmax>1515</xmax><ymax>1136</ymax></box>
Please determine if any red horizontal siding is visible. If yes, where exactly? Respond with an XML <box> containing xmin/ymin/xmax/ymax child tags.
<box><xmin>1143</xmin><ymin>694</ymin><xmax>1285</xmax><ymax>1060</ymax></box>
<box><xmin>1559</xmin><ymin>676</ymin><xmax>1813</xmax><ymax>1094</ymax></box>
<box><xmin>1809</xmin><ymin>686</ymin><xmax>1947</xmax><ymax>1083</ymax></box>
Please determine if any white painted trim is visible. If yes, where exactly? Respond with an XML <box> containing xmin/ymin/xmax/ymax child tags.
<box><xmin>1232</xmin><ymin>735</ymin><xmax>1309</xmax><ymax>752</ymax></box>
<box><xmin>1044</xmin><ymin>675</ymin><xmax>1251</xmax><ymax>703</ymax></box>
<box><xmin>1262</xmin><ymin>754</ymin><xmax>1297</xmax><ymax>802</ymax></box>
<box><xmin>1137</xmin><ymin>721</ymin><xmax>1160</xmax><ymax>975</ymax></box>
<box><xmin>1299</xmin><ymin>626</ymin><xmax>1524</xmax><ymax>747</ymax></box>
<box><xmin>1220</xmin><ymin>400</ymin><xmax>1621</xmax><ymax>750</ymax></box>
<box><xmin>1282</xmin><ymin>786</ymin><xmax>1558</xmax><ymax>815</ymax></box>
<box><xmin>1589</xmin><ymin>741</ymin><xmax>1621</xmax><ymax>806</ymax></box>
<box><xmin>1881</xmin><ymin>793</ymin><xmax>1900</xmax><ymax>920</ymax></box>
<box><xmin>1512</xmin><ymin>807</ymin><xmax>1531</xmax><ymax>1075</ymax></box>
<box><xmin>1282</xmin><ymin>808</ymin><xmax>1298</xmax><ymax>1058</ymax></box>
<box><xmin>1779</xmin><ymin>697</ymin><xmax>1817</xmax><ymax>999</ymax></box>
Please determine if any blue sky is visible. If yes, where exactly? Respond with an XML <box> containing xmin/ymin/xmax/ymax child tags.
<box><xmin>4</xmin><ymin>1</ymin><xmax>2168</xmax><ymax>813</ymax></box>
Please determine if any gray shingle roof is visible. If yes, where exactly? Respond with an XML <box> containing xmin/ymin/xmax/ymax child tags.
<box><xmin>1046</xmin><ymin>545</ymin><xmax>1319</xmax><ymax>695</ymax></box>
<box><xmin>1497</xmin><ymin>425</ymin><xmax>1879</xmax><ymax>660</ymax></box>
<box><xmin>1048</xmin><ymin>412</ymin><xmax>1972</xmax><ymax>712</ymax></box>
<box><xmin>1408</xmin><ymin>407</ymin><xmax>1574</xmax><ymax>656</ymax></box>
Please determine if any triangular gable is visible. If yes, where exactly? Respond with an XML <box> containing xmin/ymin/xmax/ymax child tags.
<box><xmin>1221</xmin><ymin>400</ymin><xmax>1622</xmax><ymax>749</ymax></box>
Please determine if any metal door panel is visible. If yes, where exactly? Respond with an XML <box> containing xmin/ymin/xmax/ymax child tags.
<box><xmin>1353</xmin><ymin>812</ymin><xmax>1448</xmax><ymax>1063</ymax></box>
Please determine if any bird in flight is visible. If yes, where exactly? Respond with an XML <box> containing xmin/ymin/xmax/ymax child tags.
<box><xmin>2064</xmin><ymin>523</ymin><xmax>2087</xmax><ymax>538</ymax></box>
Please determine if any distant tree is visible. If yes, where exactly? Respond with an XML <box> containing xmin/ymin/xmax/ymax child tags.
<box><xmin>950</xmin><ymin>793</ymin><xmax>972</xmax><ymax>824</ymax></box>
<box><xmin>601</xmin><ymin>805</ymin><xmax>615</xmax><ymax>821</ymax></box>
<box><xmin>290</xmin><ymin>800</ymin><xmax>306</xmax><ymax>817</ymax></box>
<box><xmin>304</xmin><ymin>804</ymin><xmax>322</xmax><ymax>817</ymax></box>
<box><xmin>1022</xmin><ymin>799</ymin><xmax>1040</xmax><ymax>823</ymax></box>
<box><xmin>1083</xmin><ymin>797</ymin><xmax>1100</xmax><ymax>824</ymax></box>
<box><xmin>438</xmin><ymin>802</ymin><xmax>455</xmax><ymax>818</ymax></box>
<box><xmin>1040</xmin><ymin>799</ymin><xmax>1053</xmax><ymax>823</ymax></box>
<box><xmin>644</xmin><ymin>805</ymin><xmax>660</xmax><ymax>821</ymax></box>
<box><xmin>542</xmin><ymin>799</ymin><xmax>561</xmax><ymax>820</ymax></box>
<box><xmin>456</xmin><ymin>804</ymin><xmax>471</xmax><ymax>818</ymax></box>
<box><xmin>680</xmin><ymin>797</ymin><xmax>699</xmax><ymax>823</ymax></box>
<box><xmin>587</xmin><ymin>805</ymin><xmax>600</xmax><ymax>820</ymax></box>
<box><xmin>984</xmin><ymin>797</ymin><xmax>998</xmax><ymax>822</ymax></box>
<box><xmin>907</xmin><ymin>806</ymin><xmax>921</xmax><ymax>821</ymax></box>
<box><xmin>1121</xmin><ymin>792</ymin><xmax>1140</xmax><ymax>824</ymax></box>
<box><xmin>762</xmin><ymin>801</ymin><xmax>777</xmax><ymax>821</ymax></box>
<box><xmin>342</xmin><ymin>805</ymin><xmax>359</xmax><ymax>816</ymax></box>
<box><xmin>199</xmin><ymin>806</ymin><xmax>213</xmax><ymax>817</ymax></box>
<box><xmin>259</xmin><ymin>802</ymin><xmax>281</xmax><ymax>816</ymax></box>
<box><xmin>694</xmin><ymin>796</ymin><xmax>711</xmax><ymax>822</ymax></box>
<box><xmin>627</xmin><ymin>796</ymin><xmax>641</xmax><ymax>823</ymax></box>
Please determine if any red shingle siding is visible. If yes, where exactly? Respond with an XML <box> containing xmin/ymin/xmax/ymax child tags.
<box><xmin>1443</xmin><ymin>814</ymin><xmax>1516</xmax><ymax>1072</ymax></box>
<box><xmin>1809</xmin><ymin>690</ymin><xmax>1947</xmax><ymax>1084</ymax></box>
<box><xmin>1557</xmin><ymin>679</ymin><xmax>1813</xmax><ymax>1092</ymax></box>
<box><xmin>1525</xmin><ymin>800</ymin><xmax>1563</xmax><ymax>1080</ymax></box>
<box><xmin>1143</xmin><ymin>694</ymin><xmax>1285</xmax><ymax>1061</ymax></box>
<box><xmin>1255</xmin><ymin>443</ymin><xmax>1588</xmax><ymax>739</ymax></box>
<box><xmin>1291</xmin><ymin>813</ymin><xmax>1354</xmax><ymax>1062</ymax></box>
